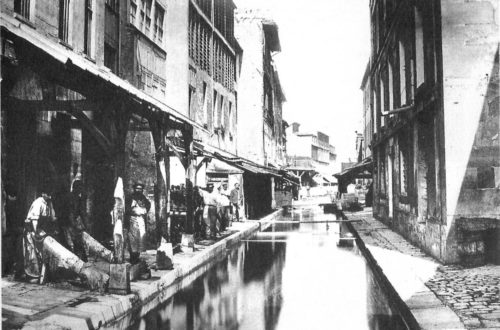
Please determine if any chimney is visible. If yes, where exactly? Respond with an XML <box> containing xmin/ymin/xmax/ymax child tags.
<box><xmin>292</xmin><ymin>122</ymin><xmax>300</xmax><ymax>133</ymax></box>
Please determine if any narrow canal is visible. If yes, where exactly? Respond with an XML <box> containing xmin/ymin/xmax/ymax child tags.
<box><xmin>110</xmin><ymin>205</ymin><xmax>410</xmax><ymax>330</ymax></box>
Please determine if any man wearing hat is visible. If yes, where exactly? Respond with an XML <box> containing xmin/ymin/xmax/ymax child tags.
<box><xmin>125</xmin><ymin>183</ymin><xmax>151</xmax><ymax>264</ymax></box>
<box><xmin>199</xmin><ymin>183</ymin><xmax>218</xmax><ymax>239</ymax></box>
<box><xmin>218</xmin><ymin>182</ymin><xmax>231</xmax><ymax>231</ymax></box>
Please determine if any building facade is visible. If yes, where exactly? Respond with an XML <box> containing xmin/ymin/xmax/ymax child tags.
<box><xmin>235</xmin><ymin>10</ymin><xmax>287</xmax><ymax>167</ymax></box>
<box><xmin>365</xmin><ymin>0</ymin><xmax>499</xmax><ymax>265</ymax></box>
<box><xmin>234</xmin><ymin>9</ymin><xmax>290</xmax><ymax>218</ymax></box>
<box><xmin>286</xmin><ymin>122</ymin><xmax>337</xmax><ymax>186</ymax></box>
<box><xmin>1</xmin><ymin>0</ymin><xmax>203</xmax><ymax>249</ymax></box>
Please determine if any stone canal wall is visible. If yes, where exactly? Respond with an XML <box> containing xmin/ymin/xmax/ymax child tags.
<box><xmin>19</xmin><ymin>210</ymin><xmax>282</xmax><ymax>330</ymax></box>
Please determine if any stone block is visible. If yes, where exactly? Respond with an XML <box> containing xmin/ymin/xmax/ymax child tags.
<box><xmin>181</xmin><ymin>233</ymin><xmax>195</xmax><ymax>253</ymax></box>
<box><xmin>108</xmin><ymin>263</ymin><xmax>131</xmax><ymax>295</ymax></box>
<box><xmin>157</xmin><ymin>241</ymin><xmax>174</xmax><ymax>270</ymax></box>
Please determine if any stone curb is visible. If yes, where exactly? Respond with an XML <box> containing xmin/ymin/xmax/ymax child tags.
<box><xmin>346</xmin><ymin>216</ymin><xmax>466</xmax><ymax>330</ymax></box>
<box><xmin>21</xmin><ymin>209</ymin><xmax>283</xmax><ymax>330</ymax></box>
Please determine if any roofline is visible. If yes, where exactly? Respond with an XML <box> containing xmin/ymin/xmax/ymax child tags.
<box><xmin>360</xmin><ymin>60</ymin><xmax>371</xmax><ymax>89</ymax></box>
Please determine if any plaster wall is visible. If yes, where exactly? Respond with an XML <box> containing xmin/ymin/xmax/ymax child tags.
<box><xmin>235</xmin><ymin>17</ymin><xmax>265</xmax><ymax>164</ymax></box>
<box><xmin>165</xmin><ymin>0</ymin><xmax>190</xmax><ymax>116</ymax></box>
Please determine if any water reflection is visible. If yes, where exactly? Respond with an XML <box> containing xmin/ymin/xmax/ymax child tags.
<box><xmin>119</xmin><ymin>206</ymin><xmax>408</xmax><ymax>330</ymax></box>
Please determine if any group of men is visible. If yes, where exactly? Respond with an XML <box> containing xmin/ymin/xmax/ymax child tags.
<box><xmin>2</xmin><ymin>176</ymin><xmax>152</xmax><ymax>284</ymax></box>
<box><xmin>3</xmin><ymin>176</ymin><xmax>242</xmax><ymax>285</ymax></box>
<box><xmin>197</xmin><ymin>182</ymin><xmax>242</xmax><ymax>240</ymax></box>
<box><xmin>8</xmin><ymin>175</ymin><xmax>94</xmax><ymax>283</ymax></box>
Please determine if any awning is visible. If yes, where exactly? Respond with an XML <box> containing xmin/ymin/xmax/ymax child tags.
<box><xmin>206</xmin><ymin>159</ymin><xmax>243</xmax><ymax>175</ymax></box>
<box><xmin>194</xmin><ymin>141</ymin><xmax>299</xmax><ymax>185</ymax></box>
<box><xmin>1</xmin><ymin>13</ymin><xmax>204</xmax><ymax>131</ymax></box>
<box><xmin>312</xmin><ymin>175</ymin><xmax>324</xmax><ymax>185</ymax></box>
<box><xmin>334</xmin><ymin>157</ymin><xmax>373</xmax><ymax>179</ymax></box>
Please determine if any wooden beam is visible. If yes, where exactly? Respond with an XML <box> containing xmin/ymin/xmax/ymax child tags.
<box><xmin>196</xmin><ymin>157</ymin><xmax>211</xmax><ymax>173</ymax></box>
<box><xmin>66</xmin><ymin>106</ymin><xmax>114</xmax><ymax>155</ymax></box>
<box><xmin>165</xmin><ymin>137</ymin><xmax>187</xmax><ymax>168</ymax></box>
<box><xmin>3</xmin><ymin>97</ymin><xmax>100</xmax><ymax>112</ymax></box>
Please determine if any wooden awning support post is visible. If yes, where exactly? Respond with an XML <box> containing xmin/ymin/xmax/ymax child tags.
<box><xmin>181</xmin><ymin>124</ymin><xmax>196</xmax><ymax>251</ymax></box>
<box><xmin>109</xmin><ymin>102</ymin><xmax>130</xmax><ymax>262</ymax></box>
<box><xmin>148</xmin><ymin>112</ymin><xmax>171</xmax><ymax>244</ymax></box>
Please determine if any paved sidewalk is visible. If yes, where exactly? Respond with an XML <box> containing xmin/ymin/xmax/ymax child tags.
<box><xmin>1</xmin><ymin>211</ymin><xmax>281</xmax><ymax>329</ymax></box>
<box><xmin>347</xmin><ymin>208</ymin><xmax>500</xmax><ymax>330</ymax></box>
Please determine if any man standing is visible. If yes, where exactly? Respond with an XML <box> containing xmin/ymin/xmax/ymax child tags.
<box><xmin>23</xmin><ymin>185</ymin><xmax>56</xmax><ymax>283</ymax></box>
<box><xmin>199</xmin><ymin>183</ymin><xmax>218</xmax><ymax>239</ymax></box>
<box><xmin>125</xmin><ymin>183</ymin><xmax>151</xmax><ymax>264</ymax></box>
<box><xmin>230</xmin><ymin>183</ymin><xmax>242</xmax><ymax>222</ymax></box>
<box><xmin>219</xmin><ymin>182</ymin><xmax>231</xmax><ymax>231</ymax></box>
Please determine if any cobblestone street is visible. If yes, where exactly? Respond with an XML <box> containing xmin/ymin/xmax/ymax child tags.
<box><xmin>426</xmin><ymin>265</ymin><xmax>500</xmax><ymax>329</ymax></box>
<box><xmin>347</xmin><ymin>208</ymin><xmax>500</xmax><ymax>330</ymax></box>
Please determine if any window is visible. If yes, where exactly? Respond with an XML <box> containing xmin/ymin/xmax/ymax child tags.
<box><xmin>218</xmin><ymin>95</ymin><xmax>224</xmax><ymax>129</ymax></box>
<box><xmin>84</xmin><ymin>0</ymin><xmax>93</xmax><ymax>56</ymax></box>
<box><xmin>130</xmin><ymin>0</ymin><xmax>137</xmax><ymax>24</ymax></box>
<box><xmin>228</xmin><ymin>101</ymin><xmax>233</xmax><ymax>134</ymax></box>
<box><xmin>400</xmin><ymin>146</ymin><xmax>409</xmax><ymax>196</ymax></box>
<box><xmin>154</xmin><ymin>4</ymin><xmax>164</xmax><ymax>43</ymax></box>
<box><xmin>379</xmin><ymin>150</ymin><xmax>386</xmax><ymax>194</ymax></box>
<box><xmin>105</xmin><ymin>0</ymin><xmax>118</xmax><ymax>13</ymax></box>
<box><xmin>398</xmin><ymin>40</ymin><xmax>407</xmax><ymax>106</ymax></box>
<box><xmin>264</xmin><ymin>76</ymin><xmax>274</xmax><ymax>127</ymax></box>
<box><xmin>373</xmin><ymin>91</ymin><xmax>378</xmax><ymax>134</ymax></box>
<box><xmin>145</xmin><ymin>0</ymin><xmax>152</xmax><ymax>34</ymax></box>
<box><xmin>202</xmin><ymin>82</ymin><xmax>208</xmax><ymax>127</ymax></box>
<box><xmin>14</xmin><ymin>0</ymin><xmax>30</xmax><ymax>20</ymax></box>
<box><xmin>415</xmin><ymin>7</ymin><xmax>425</xmax><ymax>88</ymax></box>
<box><xmin>104</xmin><ymin>43</ymin><xmax>118</xmax><ymax>73</ymax></box>
<box><xmin>213</xmin><ymin>90</ymin><xmax>218</xmax><ymax>130</ymax></box>
<box><xmin>388</xmin><ymin>61</ymin><xmax>394</xmax><ymax>112</ymax></box>
<box><xmin>59</xmin><ymin>0</ymin><xmax>70</xmax><ymax>43</ymax></box>
<box><xmin>380</xmin><ymin>77</ymin><xmax>386</xmax><ymax>127</ymax></box>
<box><xmin>188</xmin><ymin>85</ymin><xmax>196</xmax><ymax>120</ymax></box>
<box><xmin>138</xmin><ymin>0</ymin><xmax>152</xmax><ymax>34</ymax></box>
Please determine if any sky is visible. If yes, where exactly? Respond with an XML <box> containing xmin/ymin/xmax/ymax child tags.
<box><xmin>234</xmin><ymin>0</ymin><xmax>371</xmax><ymax>166</ymax></box>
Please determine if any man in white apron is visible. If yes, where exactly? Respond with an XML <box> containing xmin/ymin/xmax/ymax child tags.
<box><xmin>126</xmin><ymin>183</ymin><xmax>151</xmax><ymax>264</ymax></box>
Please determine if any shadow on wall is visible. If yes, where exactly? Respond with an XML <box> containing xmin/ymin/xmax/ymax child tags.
<box><xmin>449</xmin><ymin>48</ymin><xmax>500</xmax><ymax>266</ymax></box>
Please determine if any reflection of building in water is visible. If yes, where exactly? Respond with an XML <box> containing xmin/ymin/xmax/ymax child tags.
<box><xmin>263</xmin><ymin>243</ymin><xmax>286</xmax><ymax>330</ymax></box>
<box><xmin>166</xmin><ymin>240</ymin><xmax>287</xmax><ymax>330</ymax></box>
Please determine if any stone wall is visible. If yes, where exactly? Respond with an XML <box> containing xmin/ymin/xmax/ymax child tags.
<box><xmin>441</xmin><ymin>0</ymin><xmax>499</xmax><ymax>264</ymax></box>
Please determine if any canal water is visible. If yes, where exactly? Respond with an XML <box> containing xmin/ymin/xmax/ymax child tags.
<box><xmin>112</xmin><ymin>205</ymin><xmax>410</xmax><ymax>330</ymax></box>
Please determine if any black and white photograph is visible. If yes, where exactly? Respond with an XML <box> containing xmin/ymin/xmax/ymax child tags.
<box><xmin>1</xmin><ymin>0</ymin><xmax>499</xmax><ymax>329</ymax></box>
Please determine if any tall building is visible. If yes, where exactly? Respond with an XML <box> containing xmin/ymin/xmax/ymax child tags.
<box><xmin>234</xmin><ymin>9</ymin><xmax>291</xmax><ymax>218</ymax></box>
<box><xmin>0</xmin><ymin>0</ymin><xmax>197</xmax><ymax>243</ymax></box>
<box><xmin>286</xmin><ymin>122</ymin><xmax>337</xmax><ymax>187</ymax></box>
<box><xmin>235</xmin><ymin>9</ymin><xmax>287</xmax><ymax>167</ymax></box>
<box><xmin>364</xmin><ymin>0</ymin><xmax>499</xmax><ymax>265</ymax></box>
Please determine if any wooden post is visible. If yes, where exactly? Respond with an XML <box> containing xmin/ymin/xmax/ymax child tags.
<box><xmin>148</xmin><ymin>114</ymin><xmax>170</xmax><ymax>244</ymax></box>
<box><xmin>111</xmin><ymin>177</ymin><xmax>125</xmax><ymax>263</ymax></box>
<box><xmin>108</xmin><ymin>101</ymin><xmax>131</xmax><ymax>294</ymax></box>
<box><xmin>181</xmin><ymin>125</ymin><xmax>195</xmax><ymax>251</ymax></box>
<box><xmin>149</xmin><ymin>114</ymin><xmax>173</xmax><ymax>269</ymax></box>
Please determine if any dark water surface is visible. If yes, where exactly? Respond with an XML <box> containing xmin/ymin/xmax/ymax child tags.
<box><xmin>112</xmin><ymin>206</ymin><xmax>408</xmax><ymax>330</ymax></box>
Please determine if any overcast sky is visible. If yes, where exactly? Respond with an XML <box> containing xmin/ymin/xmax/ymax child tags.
<box><xmin>235</xmin><ymin>0</ymin><xmax>371</xmax><ymax>167</ymax></box>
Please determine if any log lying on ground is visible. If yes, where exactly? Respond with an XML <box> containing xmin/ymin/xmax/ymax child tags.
<box><xmin>82</xmin><ymin>231</ymin><xmax>113</xmax><ymax>262</ymax></box>
<box><xmin>42</xmin><ymin>235</ymin><xmax>109</xmax><ymax>292</ymax></box>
